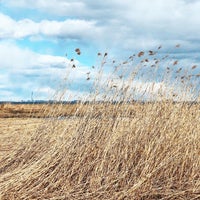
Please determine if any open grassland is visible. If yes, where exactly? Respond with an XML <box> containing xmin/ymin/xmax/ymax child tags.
<box><xmin>0</xmin><ymin>46</ymin><xmax>200</xmax><ymax>199</ymax></box>
<box><xmin>0</xmin><ymin>102</ymin><xmax>199</xmax><ymax>200</ymax></box>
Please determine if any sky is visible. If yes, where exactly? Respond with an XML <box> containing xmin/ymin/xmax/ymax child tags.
<box><xmin>0</xmin><ymin>0</ymin><xmax>200</xmax><ymax>101</ymax></box>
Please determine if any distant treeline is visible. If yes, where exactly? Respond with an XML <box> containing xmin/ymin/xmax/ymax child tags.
<box><xmin>0</xmin><ymin>100</ymin><xmax>199</xmax><ymax>105</ymax></box>
<box><xmin>0</xmin><ymin>100</ymin><xmax>80</xmax><ymax>105</ymax></box>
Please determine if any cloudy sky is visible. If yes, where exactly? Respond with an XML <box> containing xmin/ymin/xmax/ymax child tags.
<box><xmin>0</xmin><ymin>0</ymin><xmax>200</xmax><ymax>101</ymax></box>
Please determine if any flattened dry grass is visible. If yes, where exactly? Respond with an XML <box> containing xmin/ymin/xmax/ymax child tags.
<box><xmin>0</xmin><ymin>102</ymin><xmax>199</xmax><ymax>200</ymax></box>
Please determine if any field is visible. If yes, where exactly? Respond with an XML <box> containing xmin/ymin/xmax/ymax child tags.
<box><xmin>0</xmin><ymin>102</ymin><xmax>199</xmax><ymax>199</ymax></box>
<box><xmin>0</xmin><ymin>47</ymin><xmax>200</xmax><ymax>199</ymax></box>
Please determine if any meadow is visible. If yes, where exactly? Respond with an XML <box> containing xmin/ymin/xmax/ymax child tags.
<box><xmin>0</xmin><ymin>47</ymin><xmax>199</xmax><ymax>199</ymax></box>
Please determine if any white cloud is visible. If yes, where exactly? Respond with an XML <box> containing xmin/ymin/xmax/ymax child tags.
<box><xmin>0</xmin><ymin>74</ymin><xmax>10</xmax><ymax>89</ymax></box>
<box><xmin>2</xmin><ymin>0</ymin><xmax>87</xmax><ymax>16</ymax></box>
<box><xmin>0</xmin><ymin>41</ymin><xmax>70</xmax><ymax>77</ymax></box>
<box><xmin>0</xmin><ymin>42</ymin><xmax>93</xmax><ymax>100</ymax></box>
<box><xmin>2</xmin><ymin>0</ymin><xmax>200</xmax><ymax>51</ymax></box>
<box><xmin>4</xmin><ymin>0</ymin><xmax>200</xmax><ymax>32</ymax></box>
<box><xmin>0</xmin><ymin>0</ymin><xmax>200</xmax><ymax>49</ymax></box>
<box><xmin>0</xmin><ymin>0</ymin><xmax>200</xmax><ymax>101</ymax></box>
<box><xmin>0</xmin><ymin>13</ymin><xmax>100</xmax><ymax>40</ymax></box>
<box><xmin>0</xmin><ymin>90</ymin><xmax>20</xmax><ymax>101</ymax></box>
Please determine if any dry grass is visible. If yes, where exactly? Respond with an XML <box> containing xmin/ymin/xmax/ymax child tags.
<box><xmin>0</xmin><ymin>103</ymin><xmax>79</xmax><ymax>118</ymax></box>
<box><xmin>0</xmin><ymin>102</ymin><xmax>199</xmax><ymax>199</ymax></box>
<box><xmin>0</xmin><ymin>47</ymin><xmax>200</xmax><ymax>199</ymax></box>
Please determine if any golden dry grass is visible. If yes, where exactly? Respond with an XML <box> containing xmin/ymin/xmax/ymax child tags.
<box><xmin>0</xmin><ymin>101</ymin><xmax>199</xmax><ymax>199</ymax></box>
<box><xmin>0</xmin><ymin>47</ymin><xmax>200</xmax><ymax>199</ymax></box>
<box><xmin>0</xmin><ymin>103</ymin><xmax>94</xmax><ymax>118</ymax></box>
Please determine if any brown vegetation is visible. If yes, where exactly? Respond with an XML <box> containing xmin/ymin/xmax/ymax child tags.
<box><xmin>0</xmin><ymin>47</ymin><xmax>199</xmax><ymax>199</ymax></box>
<box><xmin>0</xmin><ymin>101</ymin><xmax>199</xmax><ymax>199</ymax></box>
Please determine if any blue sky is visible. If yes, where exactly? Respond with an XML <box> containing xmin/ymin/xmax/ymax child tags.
<box><xmin>0</xmin><ymin>0</ymin><xmax>199</xmax><ymax>101</ymax></box>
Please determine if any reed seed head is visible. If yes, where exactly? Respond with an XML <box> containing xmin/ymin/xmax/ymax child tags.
<box><xmin>138</xmin><ymin>51</ymin><xmax>144</xmax><ymax>57</ymax></box>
